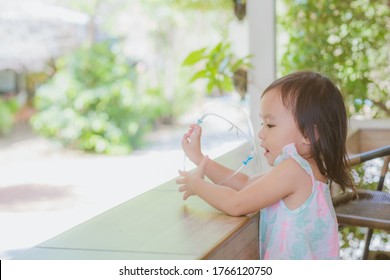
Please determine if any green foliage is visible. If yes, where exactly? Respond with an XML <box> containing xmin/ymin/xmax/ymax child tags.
<box><xmin>278</xmin><ymin>0</ymin><xmax>390</xmax><ymax>118</ymax></box>
<box><xmin>31</xmin><ymin>41</ymin><xmax>162</xmax><ymax>154</ymax></box>
<box><xmin>182</xmin><ymin>41</ymin><xmax>251</xmax><ymax>96</ymax></box>
<box><xmin>0</xmin><ymin>97</ymin><xmax>19</xmax><ymax>135</ymax></box>
<box><xmin>145</xmin><ymin>74</ymin><xmax>198</xmax><ymax>124</ymax></box>
<box><xmin>140</xmin><ymin>0</ymin><xmax>232</xmax><ymax>11</ymax></box>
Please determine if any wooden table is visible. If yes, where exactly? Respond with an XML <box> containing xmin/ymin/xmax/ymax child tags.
<box><xmin>15</xmin><ymin>146</ymin><xmax>260</xmax><ymax>260</ymax></box>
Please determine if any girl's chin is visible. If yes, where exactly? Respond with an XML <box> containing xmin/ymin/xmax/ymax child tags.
<box><xmin>265</xmin><ymin>154</ymin><xmax>275</xmax><ymax>166</ymax></box>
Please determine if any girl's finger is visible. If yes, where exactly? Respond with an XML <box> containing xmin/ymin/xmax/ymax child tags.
<box><xmin>183</xmin><ymin>191</ymin><xmax>191</xmax><ymax>200</ymax></box>
<box><xmin>190</xmin><ymin>124</ymin><xmax>201</xmax><ymax>134</ymax></box>
<box><xmin>183</xmin><ymin>131</ymin><xmax>192</xmax><ymax>139</ymax></box>
<box><xmin>175</xmin><ymin>178</ymin><xmax>185</xmax><ymax>184</ymax></box>
<box><xmin>178</xmin><ymin>170</ymin><xmax>189</xmax><ymax>176</ymax></box>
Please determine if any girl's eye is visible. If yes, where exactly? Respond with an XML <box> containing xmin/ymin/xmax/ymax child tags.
<box><xmin>261</xmin><ymin>122</ymin><xmax>274</xmax><ymax>128</ymax></box>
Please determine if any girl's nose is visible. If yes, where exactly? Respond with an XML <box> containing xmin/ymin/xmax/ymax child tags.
<box><xmin>258</xmin><ymin>126</ymin><xmax>265</xmax><ymax>140</ymax></box>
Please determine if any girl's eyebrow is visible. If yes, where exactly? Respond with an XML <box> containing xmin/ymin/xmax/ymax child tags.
<box><xmin>259</xmin><ymin>113</ymin><xmax>275</xmax><ymax>120</ymax></box>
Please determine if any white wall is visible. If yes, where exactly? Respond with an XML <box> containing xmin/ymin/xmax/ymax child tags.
<box><xmin>247</xmin><ymin>0</ymin><xmax>276</xmax><ymax>172</ymax></box>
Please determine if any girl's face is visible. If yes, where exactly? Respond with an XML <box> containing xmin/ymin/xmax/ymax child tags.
<box><xmin>258</xmin><ymin>88</ymin><xmax>310</xmax><ymax>166</ymax></box>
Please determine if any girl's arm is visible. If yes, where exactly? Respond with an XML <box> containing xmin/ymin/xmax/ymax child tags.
<box><xmin>198</xmin><ymin>158</ymin><xmax>260</xmax><ymax>191</ymax></box>
<box><xmin>177</xmin><ymin>156</ymin><xmax>304</xmax><ymax>216</ymax></box>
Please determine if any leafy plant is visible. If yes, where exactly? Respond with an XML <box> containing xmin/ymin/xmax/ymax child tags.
<box><xmin>31</xmin><ymin>41</ymin><xmax>162</xmax><ymax>154</ymax></box>
<box><xmin>278</xmin><ymin>0</ymin><xmax>390</xmax><ymax>118</ymax></box>
<box><xmin>182</xmin><ymin>41</ymin><xmax>251</xmax><ymax>96</ymax></box>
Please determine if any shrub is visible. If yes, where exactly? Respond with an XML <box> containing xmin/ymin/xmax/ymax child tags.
<box><xmin>31</xmin><ymin>41</ymin><xmax>159</xmax><ymax>154</ymax></box>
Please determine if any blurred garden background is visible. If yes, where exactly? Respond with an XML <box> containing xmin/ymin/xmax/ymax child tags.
<box><xmin>0</xmin><ymin>0</ymin><xmax>389</xmax><ymax>259</ymax></box>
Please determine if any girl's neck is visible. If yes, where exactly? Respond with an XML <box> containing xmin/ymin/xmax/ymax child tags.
<box><xmin>306</xmin><ymin>157</ymin><xmax>328</xmax><ymax>183</ymax></box>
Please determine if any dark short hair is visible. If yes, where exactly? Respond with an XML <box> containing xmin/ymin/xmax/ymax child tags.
<box><xmin>262</xmin><ymin>71</ymin><xmax>354</xmax><ymax>192</ymax></box>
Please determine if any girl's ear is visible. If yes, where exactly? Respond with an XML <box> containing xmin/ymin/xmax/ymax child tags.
<box><xmin>302</xmin><ymin>136</ymin><xmax>311</xmax><ymax>145</ymax></box>
<box><xmin>302</xmin><ymin>126</ymin><xmax>319</xmax><ymax>145</ymax></box>
<box><xmin>313</xmin><ymin>125</ymin><xmax>320</xmax><ymax>141</ymax></box>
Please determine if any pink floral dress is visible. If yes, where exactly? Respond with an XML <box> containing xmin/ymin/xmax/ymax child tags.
<box><xmin>259</xmin><ymin>143</ymin><xmax>339</xmax><ymax>259</ymax></box>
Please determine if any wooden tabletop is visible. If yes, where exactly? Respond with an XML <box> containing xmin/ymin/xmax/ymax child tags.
<box><xmin>15</xmin><ymin>145</ymin><xmax>260</xmax><ymax>260</ymax></box>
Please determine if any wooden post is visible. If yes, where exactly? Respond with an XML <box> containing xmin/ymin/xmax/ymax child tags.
<box><xmin>247</xmin><ymin>0</ymin><xmax>276</xmax><ymax>172</ymax></box>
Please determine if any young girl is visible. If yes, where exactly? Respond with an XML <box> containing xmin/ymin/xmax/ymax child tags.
<box><xmin>176</xmin><ymin>71</ymin><xmax>355</xmax><ymax>260</ymax></box>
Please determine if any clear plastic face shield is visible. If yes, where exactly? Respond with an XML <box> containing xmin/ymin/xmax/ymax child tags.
<box><xmin>183</xmin><ymin>102</ymin><xmax>259</xmax><ymax>184</ymax></box>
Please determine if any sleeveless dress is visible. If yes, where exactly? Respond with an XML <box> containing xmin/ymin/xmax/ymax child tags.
<box><xmin>259</xmin><ymin>143</ymin><xmax>339</xmax><ymax>259</ymax></box>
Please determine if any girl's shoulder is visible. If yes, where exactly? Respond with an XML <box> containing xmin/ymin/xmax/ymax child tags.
<box><xmin>274</xmin><ymin>143</ymin><xmax>321</xmax><ymax>182</ymax></box>
<box><xmin>272</xmin><ymin>156</ymin><xmax>311</xmax><ymax>187</ymax></box>
<box><xmin>272</xmin><ymin>157</ymin><xmax>314</xmax><ymax>208</ymax></box>
<box><xmin>257</xmin><ymin>157</ymin><xmax>312</xmax><ymax>201</ymax></box>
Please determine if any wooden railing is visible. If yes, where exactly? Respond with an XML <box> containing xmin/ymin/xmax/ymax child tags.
<box><xmin>347</xmin><ymin>119</ymin><xmax>390</xmax><ymax>154</ymax></box>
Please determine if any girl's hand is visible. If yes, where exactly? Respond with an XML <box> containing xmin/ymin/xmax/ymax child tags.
<box><xmin>177</xmin><ymin>156</ymin><xmax>209</xmax><ymax>200</ymax></box>
<box><xmin>182</xmin><ymin>124</ymin><xmax>204</xmax><ymax>165</ymax></box>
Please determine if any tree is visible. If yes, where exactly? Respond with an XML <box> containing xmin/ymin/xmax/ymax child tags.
<box><xmin>278</xmin><ymin>0</ymin><xmax>390</xmax><ymax>118</ymax></box>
